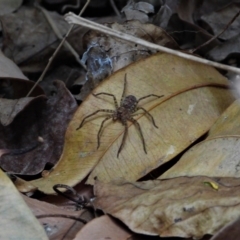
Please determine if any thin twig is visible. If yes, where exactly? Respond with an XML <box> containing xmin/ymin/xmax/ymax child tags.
<box><xmin>64</xmin><ymin>13</ymin><xmax>240</xmax><ymax>74</ymax></box>
<box><xmin>36</xmin><ymin>214</ymin><xmax>87</xmax><ymax>224</ymax></box>
<box><xmin>191</xmin><ymin>9</ymin><xmax>240</xmax><ymax>53</ymax></box>
<box><xmin>37</xmin><ymin>4</ymin><xmax>86</xmax><ymax>69</ymax></box>
<box><xmin>109</xmin><ymin>0</ymin><xmax>121</xmax><ymax>17</ymax></box>
<box><xmin>26</xmin><ymin>0</ymin><xmax>90</xmax><ymax>97</ymax></box>
<box><xmin>61</xmin><ymin>0</ymin><xmax>81</xmax><ymax>13</ymax></box>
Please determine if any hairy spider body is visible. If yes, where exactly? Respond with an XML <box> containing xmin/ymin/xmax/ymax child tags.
<box><xmin>77</xmin><ymin>74</ymin><xmax>163</xmax><ymax>157</ymax></box>
<box><xmin>113</xmin><ymin>95</ymin><xmax>137</xmax><ymax>121</ymax></box>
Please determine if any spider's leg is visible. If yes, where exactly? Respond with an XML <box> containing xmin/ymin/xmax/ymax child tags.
<box><xmin>76</xmin><ymin>109</ymin><xmax>114</xmax><ymax>130</ymax></box>
<box><xmin>136</xmin><ymin>107</ymin><xmax>158</xmax><ymax>128</ymax></box>
<box><xmin>137</xmin><ymin>94</ymin><xmax>164</xmax><ymax>104</ymax></box>
<box><xmin>120</xmin><ymin>73</ymin><xmax>127</xmax><ymax>106</ymax></box>
<box><xmin>129</xmin><ymin>117</ymin><xmax>147</xmax><ymax>154</ymax></box>
<box><xmin>93</xmin><ymin>93</ymin><xmax>118</xmax><ymax>108</ymax></box>
<box><xmin>117</xmin><ymin>120</ymin><xmax>128</xmax><ymax>158</ymax></box>
<box><xmin>97</xmin><ymin>116</ymin><xmax>112</xmax><ymax>149</ymax></box>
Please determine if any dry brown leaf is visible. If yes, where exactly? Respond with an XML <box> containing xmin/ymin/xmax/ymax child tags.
<box><xmin>0</xmin><ymin>50</ymin><xmax>27</xmax><ymax>79</ymax></box>
<box><xmin>0</xmin><ymin>169</ymin><xmax>48</xmax><ymax>239</ymax></box>
<box><xmin>0</xmin><ymin>96</ymin><xmax>45</xmax><ymax>126</ymax></box>
<box><xmin>23</xmin><ymin>195</ymin><xmax>93</xmax><ymax>240</ymax></box>
<box><xmin>122</xmin><ymin>1</ymin><xmax>154</xmax><ymax>23</ymax></box>
<box><xmin>161</xmin><ymin>99</ymin><xmax>240</xmax><ymax>179</ymax></box>
<box><xmin>0</xmin><ymin>0</ymin><xmax>22</xmax><ymax>16</ymax></box>
<box><xmin>167</xmin><ymin>14</ymin><xmax>219</xmax><ymax>54</ymax></box>
<box><xmin>0</xmin><ymin>81</ymin><xmax>77</xmax><ymax>175</ymax></box>
<box><xmin>1</xmin><ymin>6</ymin><xmax>69</xmax><ymax>65</ymax></box>
<box><xmin>210</xmin><ymin>217</ymin><xmax>240</xmax><ymax>240</ymax></box>
<box><xmin>74</xmin><ymin>215</ymin><xmax>132</xmax><ymax>240</ymax></box>
<box><xmin>30</xmin><ymin>53</ymin><xmax>234</xmax><ymax>194</ymax></box>
<box><xmin>93</xmin><ymin>177</ymin><xmax>240</xmax><ymax>238</ymax></box>
<box><xmin>0</xmin><ymin>78</ymin><xmax>44</xmax><ymax>99</ymax></box>
<box><xmin>207</xmin><ymin>35</ymin><xmax>240</xmax><ymax>62</ymax></box>
<box><xmin>153</xmin><ymin>1</ymin><xmax>174</xmax><ymax>29</ymax></box>
<box><xmin>201</xmin><ymin>3</ymin><xmax>240</xmax><ymax>41</ymax></box>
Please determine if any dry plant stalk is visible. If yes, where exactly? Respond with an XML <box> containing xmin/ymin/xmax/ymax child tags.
<box><xmin>191</xmin><ymin>9</ymin><xmax>240</xmax><ymax>53</ymax></box>
<box><xmin>26</xmin><ymin>0</ymin><xmax>91</xmax><ymax>97</ymax></box>
<box><xmin>64</xmin><ymin>12</ymin><xmax>240</xmax><ymax>75</ymax></box>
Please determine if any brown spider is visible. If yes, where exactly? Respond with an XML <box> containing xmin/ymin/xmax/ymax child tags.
<box><xmin>76</xmin><ymin>74</ymin><xmax>163</xmax><ymax>157</ymax></box>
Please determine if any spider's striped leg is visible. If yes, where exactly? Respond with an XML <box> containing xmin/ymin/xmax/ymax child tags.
<box><xmin>137</xmin><ymin>94</ymin><xmax>164</xmax><ymax>104</ymax></box>
<box><xmin>136</xmin><ymin>107</ymin><xmax>158</xmax><ymax>128</ymax></box>
<box><xmin>97</xmin><ymin>116</ymin><xmax>112</xmax><ymax>149</ymax></box>
<box><xmin>93</xmin><ymin>93</ymin><xmax>119</xmax><ymax>109</ymax></box>
<box><xmin>117</xmin><ymin>120</ymin><xmax>128</xmax><ymax>158</ymax></box>
<box><xmin>76</xmin><ymin>109</ymin><xmax>114</xmax><ymax>130</ymax></box>
<box><xmin>120</xmin><ymin>73</ymin><xmax>127</xmax><ymax>105</ymax></box>
<box><xmin>129</xmin><ymin>117</ymin><xmax>147</xmax><ymax>154</ymax></box>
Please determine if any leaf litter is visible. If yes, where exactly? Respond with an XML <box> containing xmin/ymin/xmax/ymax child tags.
<box><xmin>1</xmin><ymin>0</ymin><xmax>240</xmax><ymax>239</ymax></box>
<box><xmin>0</xmin><ymin>81</ymin><xmax>77</xmax><ymax>174</ymax></box>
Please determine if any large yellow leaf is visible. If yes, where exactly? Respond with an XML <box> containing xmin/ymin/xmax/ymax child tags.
<box><xmin>31</xmin><ymin>53</ymin><xmax>234</xmax><ymax>194</ymax></box>
<box><xmin>161</xmin><ymin>99</ymin><xmax>240</xmax><ymax>179</ymax></box>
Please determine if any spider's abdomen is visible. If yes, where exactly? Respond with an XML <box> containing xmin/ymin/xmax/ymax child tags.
<box><xmin>121</xmin><ymin>95</ymin><xmax>137</xmax><ymax>112</ymax></box>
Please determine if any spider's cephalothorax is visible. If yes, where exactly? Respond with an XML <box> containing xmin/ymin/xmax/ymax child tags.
<box><xmin>113</xmin><ymin>95</ymin><xmax>137</xmax><ymax>122</ymax></box>
<box><xmin>77</xmin><ymin>74</ymin><xmax>163</xmax><ymax>157</ymax></box>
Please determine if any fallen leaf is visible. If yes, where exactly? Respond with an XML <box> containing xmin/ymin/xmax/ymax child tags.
<box><xmin>39</xmin><ymin>65</ymin><xmax>83</xmax><ymax>96</ymax></box>
<box><xmin>122</xmin><ymin>2</ymin><xmax>154</xmax><ymax>23</ymax></box>
<box><xmin>177</xmin><ymin>0</ymin><xmax>196</xmax><ymax>23</ymax></box>
<box><xmin>201</xmin><ymin>3</ymin><xmax>240</xmax><ymax>41</ymax></box>
<box><xmin>134</xmin><ymin>2</ymin><xmax>155</xmax><ymax>14</ymax></box>
<box><xmin>207</xmin><ymin>34</ymin><xmax>240</xmax><ymax>62</ymax></box>
<box><xmin>30</xmin><ymin>53</ymin><xmax>234</xmax><ymax>194</ymax></box>
<box><xmin>210</xmin><ymin>217</ymin><xmax>240</xmax><ymax>240</ymax></box>
<box><xmin>0</xmin><ymin>81</ymin><xmax>77</xmax><ymax>174</ymax></box>
<box><xmin>23</xmin><ymin>195</ymin><xmax>93</xmax><ymax>240</ymax></box>
<box><xmin>0</xmin><ymin>49</ymin><xmax>44</xmax><ymax>99</ymax></box>
<box><xmin>0</xmin><ymin>0</ymin><xmax>22</xmax><ymax>16</ymax></box>
<box><xmin>153</xmin><ymin>1</ymin><xmax>174</xmax><ymax>29</ymax></box>
<box><xmin>93</xmin><ymin>177</ymin><xmax>240</xmax><ymax>238</ymax></box>
<box><xmin>0</xmin><ymin>50</ymin><xmax>27</xmax><ymax>79</ymax></box>
<box><xmin>1</xmin><ymin>5</ymin><xmax>69</xmax><ymax>65</ymax></box>
<box><xmin>74</xmin><ymin>215</ymin><xmax>132</xmax><ymax>240</ymax></box>
<box><xmin>0</xmin><ymin>169</ymin><xmax>48</xmax><ymax>239</ymax></box>
<box><xmin>0</xmin><ymin>78</ymin><xmax>44</xmax><ymax>99</ymax></box>
<box><xmin>167</xmin><ymin>13</ymin><xmax>219</xmax><ymax>54</ymax></box>
<box><xmin>161</xmin><ymin>99</ymin><xmax>240</xmax><ymax>179</ymax></box>
<box><xmin>0</xmin><ymin>96</ymin><xmax>45</xmax><ymax>126</ymax></box>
